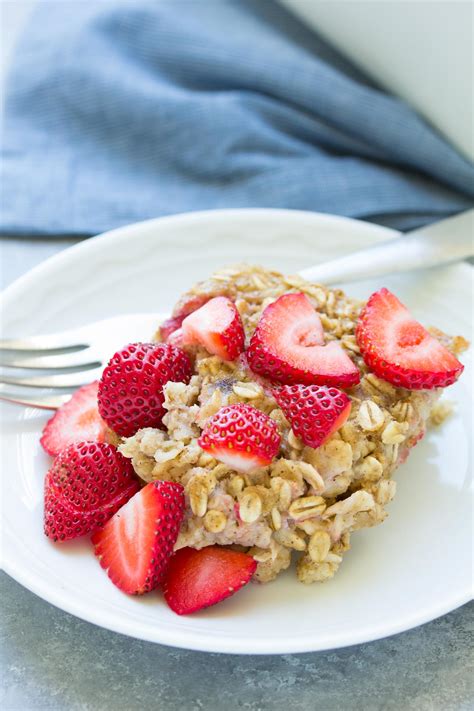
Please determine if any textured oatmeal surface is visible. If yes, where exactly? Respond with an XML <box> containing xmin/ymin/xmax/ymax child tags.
<box><xmin>116</xmin><ymin>265</ymin><xmax>466</xmax><ymax>584</ymax></box>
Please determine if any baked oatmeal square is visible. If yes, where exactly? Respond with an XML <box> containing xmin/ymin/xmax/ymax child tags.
<box><xmin>115</xmin><ymin>265</ymin><xmax>467</xmax><ymax>584</ymax></box>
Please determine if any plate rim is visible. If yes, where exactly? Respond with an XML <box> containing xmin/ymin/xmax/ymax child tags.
<box><xmin>3</xmin><ymin>550</ymin><xmax>471</xmax><ymax>654</ymax></box>
<box><xmin>1</xmin><ymin>208</ymin><xmax>472</xmax><ymax>654</ymax></box>
<box><xmin>1</xmin><ymin>208</ymin><xmax>397</xmax><ymax>302</ymax></box>
<box><xmin>2</xmin><ymin>208</ymin><xmax>473</xmax><ymax>304</ymax></box>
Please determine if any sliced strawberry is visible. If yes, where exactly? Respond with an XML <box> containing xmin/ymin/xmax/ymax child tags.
<box><xmin>160</xmin><ymin>295</ymin><xmax>212</xmax><ymax>342</ymax></box>
<box><xmin>198</xmin><ymin>403</ymin><xmax>281</xmax><ymax>473</ymax></box>
<box><xmin>44</xmin><ymin>442</ymin><xmax>140</xmax><ymax>542</ymax></box>
<box><xmin>160</xmin><ymin>315</ymin><xmax>186</xmax><ymax>342</ymax></box>
<box><xmin>356</xmin><ymin>288</ymin><xmax>464</xmax><ymax>389</ymax></box>
<box><xmin>273</xmin><ymin>384</ymin><xmax>351</xmax><ymax>449</ymax></box>
<box><xmin>163</xmin><ymin>546</ymin><xmax>257</xmax><ymax>615</ymax></box>
<box><xmin>92</xmin><ymin>481</ymin><xmax>185</xmax><ymax>595</ymax></box>
<box><xmin>167</xmin><ymin>327</ymin><xmax>184</xmax><ymax>349</ymax></box>
<box><xmin>173</xmin><ymin>294</ymin><xmax>213</xmax><ymax>319</ymax></box>
<box><xmin>181</xmin><ymin>296</ymin><xmax>245</xmax><ymax>361</ymax></box>
<box><xmin>247</xmin><ymin>293</ymin><xmax>360</xmax><ymax>388</ymax></box>
<box><xmin>98</xmin><ymin>343</ymin><xmax>192</xmax><ymax>437</ymax></box>
<box><xmin>40</xmin><ymin>382</ymin><xmax>106</xmax><ymax>456</ymax></box>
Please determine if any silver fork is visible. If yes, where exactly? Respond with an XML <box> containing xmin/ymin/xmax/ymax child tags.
<box><xmin>1</xmin><ymin>210</ymin><xmax>472</xmax><ymax>410</ymax></box>
<box><xmin>0</xmin><ymin>314</ymin><xmax>163</xmax><ymax>409</ymax></box>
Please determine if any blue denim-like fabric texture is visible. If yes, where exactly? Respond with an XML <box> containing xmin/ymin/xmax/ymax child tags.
<box><xmin>1</xmin><ymin>0</ymin><xmax>473</xmax><ymax>236</ymax></box>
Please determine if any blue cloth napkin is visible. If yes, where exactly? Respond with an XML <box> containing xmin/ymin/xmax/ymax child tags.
<box><xmin>1</xmin><ymin>0</ymin><xmax>473</xmax><ymax>236</ymax></box>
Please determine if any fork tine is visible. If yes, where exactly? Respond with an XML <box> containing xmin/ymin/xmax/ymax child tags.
<box><xmin>0</xmin><ymin>368</ymin><xmax>103</xmax><ymax>389</ymax></box>
<box><xmin>0</xmin><ymin>348</ymin><xmax>101</xmax><ymax>370</ymax></box>
<box><xmin>0</xmin><ymin>329</ymin><xmax>88</xmax><ymax>352</ymax></box>
<box><xmin>0</xmin><ymin>391</ymin><xmax>70</xmax><ymax>410</ymax></box>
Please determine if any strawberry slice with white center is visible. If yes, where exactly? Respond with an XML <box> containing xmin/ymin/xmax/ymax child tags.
<box><xmin>40</xmin><ymin>381</ymin><xmax>107</xmax><ymax>457</ymax></box>
<box><xmin>247</xmin><ymin>293</ymin><xmax>360</xmax><ymax>387</ymax></box>
<box><xmin>92</xmin><ymin>481</ymin><xmax>185</xmax><ymax>595</ymax></box>
<box><xmin>273</xmin><ymin>384</ymin><xmax>351</xmax><ymax>449</ymax></box>
<box><xmin>181</xmin><ymin>296</ymin><xmax>245</xmax><ymax>361</ymax></box>
<box><xmin>159</xmin><ymin>294</ymin><xmax>212</xmax><ymax>342</ymax></box>
<box><xmin>159</xmin><ymin>315</ymin><xmax>186</xmax><ymax>343</ymax></box>
<box><xmin>163</xmin><ymin>546</ymin><xmax>257</xmax><ymax>615</ymax></box>
<box><xmin>356</xmin><ymin>288</ymin><xmax>464</xmax><ymax>389</ymax></box>
<box><xmin>166</xmin><ymin>327</ymin><xmax>185</xmax><ymax>349</ymax></box>
<box><xmin>198</xmin><ymin>403</ymin><xmax>281</xmax><ymax>473</ymax></box>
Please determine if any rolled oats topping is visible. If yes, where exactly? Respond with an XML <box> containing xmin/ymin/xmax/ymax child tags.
<box><xmin>239</xmin><ymin>489</ymin><xmax>263</xmax><ymax>523</ymax></box>
<box><xmin>429</xmin><ymin>400</ymin><xmax>454</xmax><ymax>426</ymax></box>
<box><xmin>270</xmin><ymin>506</ymin><xmax>282</xmax><ymax>531</ymax></box>
<box><xmin>354</xmin><ymin>455</ymin><xmax>384</xmax><ymax>482</ymax></box>
<box><xmin>203</xmin><ymin>509</ymin><xmax>227</xmax><ymax>533</ymax></box>
<box><xmin>297</xmin><ymin>554</ymin><xmax>342</xmax><ymax>584</ymax></box>
<box><xmin>381</xmin><ymin>420</ymin><xmax>409</xmax><ymax>445</ymax></box>
<box><xmin>288</xmin><ymin>495</ymin><xmax>326</xmax><ymax>521</ymax></box>
<box><xmin>308</xmin><ymin>530</ymin><xmax>332</xmax><ymax>563</ymax></box>
<box><xmin>253</xmin><ymin>542</ymin><xmax>292</xmax><ymax>583</ymax></box>
<box><xmin>356</xmin><ymin>400</ymin><xmax>385</xmax><ymax>431</ymax></box>
<box><xmin>274</xmin><ymin>527</ymin><xmax>307</xmax><ymax>551</ymax></box>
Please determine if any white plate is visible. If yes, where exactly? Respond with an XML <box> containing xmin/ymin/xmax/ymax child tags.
<box><xmin>1</xmin><ymin>209</ymin><xmax>472</xmax><ymax>654</ymax></box>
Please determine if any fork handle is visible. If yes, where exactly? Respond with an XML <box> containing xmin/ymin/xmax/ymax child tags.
<box><xmin>298</xmin><ymin>209</ymin><xmax>474</xmax><ymax>285</ymax></box>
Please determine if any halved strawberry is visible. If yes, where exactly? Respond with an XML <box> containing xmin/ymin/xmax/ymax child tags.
<box><xmin>163</xmin><ymin>546</ymin><xmax>257</xmax><ymax>615</ymax></box>
<box><xmin>44</xmin><ymin>442</ymin><xmax>140</xmax><ymax>542</ymax></box>
<box><xmin>273</xmin><ymin>384</ymin><xmax>351</xmax><ymax>449</ymax></box>
<box><xmin>356</xmin><ymin>288</ymin><xmax>464</xmax><ymax>389</ymax></box>
<box><xmin>40</xmin><ymin>382</ymin><xmax>106</xmax><ymax>457</ymax></box>
<box><xmin>44</xmin><ymin>479</ymin><xmax>120</xmax><ymax>541</ymax></box>
<box><xmin>181</xmin><ymin>296</ymin><xmax>245</xmax><ymax>361</ymax></box>
<box><xmin>198</xmin><ymin>403</ymin><xmax>281</xmax><ymax>472</ymax></box>
<box><xmin>247</xmin><ymin>293</ymin><xmax>360</xmax><ymax>388</ymax></box>
<box><xmin>92</xmin><ymin>481</ymin><xmax>185</xmax><ymax>595</ymax></box>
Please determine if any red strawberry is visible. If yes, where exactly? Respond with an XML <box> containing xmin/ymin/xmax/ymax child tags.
<box><xmin>44</xmin><ymin>484</ymin><xmax>103</xmax><ymax>541</ymax></box>
<box><xmin>273</xmin><ymin>384</ymin><xmax>351</xmax><ymax>449</ymax></box>
<box><xmin>356</xmin><ymin>288</ymin><xmax>464</xmax><ymax>389</ymax></box>
<box><xmin>181</xmin><ymin>296</ymin><xmax>245</xmax><ymax>361</ymax></box>
<box><xmin>44</xmin><ymin>442</ymin><xmax>140</xmax><ymax>542</ymax></box>
<box><xmin>160</xmin><ymin>316</ymin><xmax>185</xmax><ymax>343</ymax></box>
<box><xmin>247</xmin><ymin>293</ymin><xmax>360</xmax><ymax>388</ymax></box>
<box><xmin>98</xmin><ymin>343</ymin><xmax>192</xmax><ymax>437</ymax></box>
<box><xmin>40</xmin><ymin>381</ymin><xmax>106</xmax><ymax>457</ymax></box>
<box><xmin>173</xmin><ymin>294</ymin><xmax>213</xmax><ymax>318</ymax></box>
<box><xmin>92</xmin><ymin>481</ymin><xmax>185</xmax><ymax>595</ymax></box>
<box><xmin>198</xmin><ymin>403</ymin><xmax>280</xmax><ymax>472</ymax></box>
<box><xmin>160</xmin><ymin>295</ymin><xmax>212</xmax><ymax>342</ymax></box>
<box><xmin>163</xmin><ymin>546</ymin><xmax>257</xmax><ymax>615</ymax></box>
<box><xmin>167</xmin><ymin>328</ymin><xmax>185</xmax><ymax>349</ymax></box>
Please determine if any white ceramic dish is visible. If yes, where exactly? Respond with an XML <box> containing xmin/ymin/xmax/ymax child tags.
<box><xmin>1</xmin><ymin>209</ymin><xmax>472</xmax><ymax>654</ymax></box>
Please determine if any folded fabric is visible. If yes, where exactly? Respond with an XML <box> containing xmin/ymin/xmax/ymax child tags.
<box><xmin>1</xmin><ymin>0</ymin><xmax>473</xmax><ymax>237</ymax></box>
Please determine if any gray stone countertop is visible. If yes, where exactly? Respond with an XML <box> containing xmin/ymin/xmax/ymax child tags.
<box><xmin>1</xmin><ymin>235</ymin><xmax>473</xmax><ymax>711</ymax></box>
<box><xmin>1</xmin><ymin>572</ymin><xmax>472</xmax><ymax>711</ymax></box>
